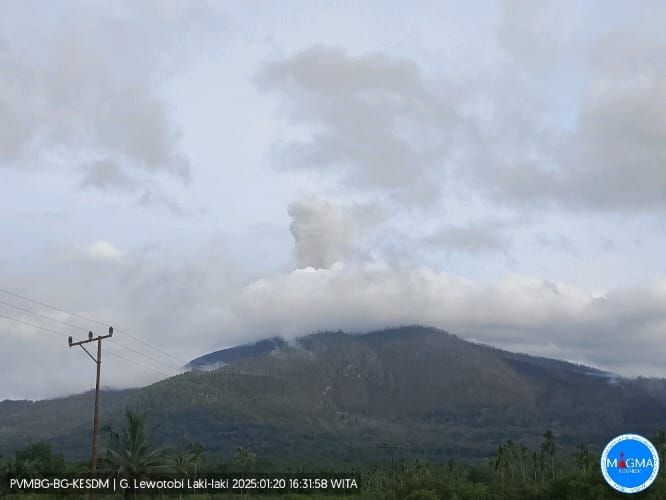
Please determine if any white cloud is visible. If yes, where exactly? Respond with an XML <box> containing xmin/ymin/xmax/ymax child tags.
<box><xmin>258</xmin><ymin>46</ymin><xmax>459</xmax><ymax>206</ymax></box>
<box><xmin>4</xmin><ymin>232</ymin><xmax>666</xmax><ymax>400</ymax></box>
<box><xmin>0</xmin><ymin>1</ymin><xmax>223</xmax><ymax>192</ymax></box>
<box><xmin>231</xmin><ymin>263</ymin><xmax>666</xmax><ymax>377</ymax></box>
<box><xmin>88</xmin><ymin>241</ymin><xmax>125</xmax><ymax>261</ymax></box>
<box><xmin>474</xmin><ymin>7</ymin><xmax>666</xmax><ymax>213</ymax></box>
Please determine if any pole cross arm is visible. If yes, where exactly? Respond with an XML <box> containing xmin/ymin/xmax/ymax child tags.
<box><xmin>68</xmin><ymin>330</ymin><xmax>113</xmax><ymax>347</ymax></box>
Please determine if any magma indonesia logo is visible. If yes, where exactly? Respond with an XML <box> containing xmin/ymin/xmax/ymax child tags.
<box><xmin>601</xmin><ymin>434</ymin><xmax>660</xmax><ymax>494</ymax></box>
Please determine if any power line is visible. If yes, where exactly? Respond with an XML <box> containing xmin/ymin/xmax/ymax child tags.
<box><xmin>0</xmin><ymin>288</ymin><xmax>187</xmax><ymax>367</ymax></box>
<box><xmin>113</xmin><ymin>327</ymin><xmax>186</xmax><ymax>367</ymax></box>
<box><xmin>0</xmin><ymin>298</ymin><xmax>89</xmax><ymax>332</ymax></box>
<box><xmin>0</xmin><ymin>288</ymin><xmax>87</xmax><ymax>321</ymax></box>
<box><xmin>1</xmin><ymin>309</ymin><xmax>241</xmax><ymax>415</ymax></box>
<box><xmin>105</xmin><ymin>348</ymin><xmax>176</xmax><ymax>379</ymax></box>
<box><xmin>0</xmin><ymin>309</ymin><xmax>177</xmax><ymax>379</ymax></box>
<box><xmin>109</xmin><ymin>339</ymin><xmax>183</xmax><ymax>373</ymax></box>
<box><xmin>0</xmin><ymin>296</ymin><xmax>183</xmax><ymax>373</ymax></box>
<box><xmin>0</xmin><ymin>312</ymin><xmax>68</xmax><ymax>339</ymax></box>
<box><xmin>0</xmin><ymin>294</ymin><xmax>227</xmax><ymax>396</ymax></box>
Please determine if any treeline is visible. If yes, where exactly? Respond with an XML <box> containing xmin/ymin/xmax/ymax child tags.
<box><xmin>363</xmin><ymin>429</ymin><xmax>666</xmax><ymax>499</ymax></box>
<box><xmin>0</xmin><ymin>414</ymin><xmax>258</xmax><ymax>478</ymax></box>
<box><xmin>3</xmin><ymin>413</ymin><xmax>666</xmax><ymax>499</ymax></box>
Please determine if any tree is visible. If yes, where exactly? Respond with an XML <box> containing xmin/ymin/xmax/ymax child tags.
<box><xmin>573</xmin><ymin>443</ymin><xmax>594</xmax><ymax>476</ymax></box>
<box><xmin>490</xmin><ymin>443</ymin><xmax>508</xmax><ymax>488</ymax></box>
<box><xmin>505</xmin><ymin>440</ymin><xmax>516</xmax><ymax>481</ymax></box>
<box><xmin>531</xmin><ymin>451</ymin><xmax>543</xmax><ymax>484</ymax></box>
<box><xmin>233</xmin><ymin>447</ymin><xmax>256</xmax><ymax>476</ymax></box>
<box><xmin>515</xmin><ymin>443</ymin><xmax>530</xmax><ymax>485</ymax></box>
<box><xmin>173</xmin><ymin>443</ymin><xmax>206</xmax><ymax>476</ymax></box>
<box><xmin>188</xmin><ymin>443</ymin><xmax>206</xmax><ymax>475</ymax></box>
<box><xmin>103</xmin><ymin>411</ymin><xmax>170</xmax><ymax>481</ymax></box>
<box><xmin>541</xmin><ymin>430</ymin><xmax>557</xmax><ymax>479</ymax></box>
<box><xmin>13</xmin><ymin>442</ymin><xmax>65</xmax><ymax>476</ymax></box>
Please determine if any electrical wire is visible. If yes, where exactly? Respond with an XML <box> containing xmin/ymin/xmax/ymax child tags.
<box><xmin>0</xmin><ymin>298</ymin><xmax>90</xmax><ymax>332</ymax></box>
<box><xmin>104</xmin><ymin>348</ymin><xmax>176</xmax><ymax>379</ymax></box>
<box><xmin>1</xmin><ymin>310</ymin><xmax>232</xmax><ymax>403</ymax></box>
<box><xmin>0</xmin><ymin>292</ymin><xmax>231</xmax><ymax>398</ymax></box>
<box><xmin>109</xmin><ymin>339</ymin><xmax>183</xmax><ymax>372</ymax></box>
<box><xmin>0</xmin><ymin>295</ymin><xmax>183</xmax><ymax>372</ymax></box>
<box><xmin>0</xmin><ymin>312</ymin><xmax>66</xmax><ymax>338</ymax></box>
<box><xmin>0</xmin><ymin>288</ymin><xmax>187</xmax><ymax>367</ymax></box>
<box><xmin>0</xmin><ymin>310</ymin><xmax>178</xmax><ymax>379</ymax></box>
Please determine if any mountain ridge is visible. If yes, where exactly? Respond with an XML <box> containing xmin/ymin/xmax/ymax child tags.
<box><xmin>2</xmin><ymin>325</ymin><xmax>665</xmax><ymax>462</ymax></box>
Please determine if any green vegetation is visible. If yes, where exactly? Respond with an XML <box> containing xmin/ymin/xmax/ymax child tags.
<box><xmin>4</xmin><ymin>327</ymin><xmax>666</xmax><ymax>464</ymax></box>
<box><xmin>103</xmin><ymin>411</ymin><xmax>172</xmax><ymax>480</ymax></box>
<box><xmin>2</xmin><ymin>416</ymin><xmax>666</xmax><ymax>499</ymax></box>
<box><xmin>4</xmin><ymin>327</ymin><xmax>666</xmax><ymax>498</ymax></box>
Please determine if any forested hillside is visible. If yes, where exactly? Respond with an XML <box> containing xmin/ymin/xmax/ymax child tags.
<box><xmin>2</xmin><ymin>326</ymin><xmax>666</xmax><ymax>463</ymax></box>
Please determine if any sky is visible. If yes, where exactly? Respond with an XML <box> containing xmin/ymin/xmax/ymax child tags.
<box><xmin>2</xmin><ymin>0</ymin><xmax>666</xmax><ymax>399</ymax></box>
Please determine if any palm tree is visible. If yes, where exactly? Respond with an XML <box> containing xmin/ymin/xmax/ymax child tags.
<box><xmin>541</xmin><ymin>430</ymin><xmax>557</xmax><ymax>479</ymax></box>
<box><xmin>188</xmin><ymin>443</ymin><xmax>205</xmax><ymax>476</ymax></box>
<box><xmin>516</xmin><ymin>443</ymin><xmax>529</xmax><ymax>484</ymax></box>
<box><xmin>234</xmin><ymin>447</ymin><xmax>256</xmax><ymax>476</ymax></box>
<box><xmin>574</xmin><ymin>443</ymin><xmax>594</xmax><ymax>476</ymax></box>
<box><xmin>505</xmin><ymin>440</ymin><xmax>516</xmax><ymax>481</ymax></box>
<box><xmin>531</xmin><ymin>451</ymin><xmax>542</xmax><ymax>483</ymax></box>
<box><xmin>173</xmin><ymin>443</ymin><xmax>206</xmax><ymax>476</ymax></box>
<box><xmin>490</xmin><ymin>443</ymin><xmax>508</xmax><ymax>488</ymax></box>
<box><xmin>103</xmin><ymin>411</ymin><xmax>170</xmax><ymax>481</ymax></box>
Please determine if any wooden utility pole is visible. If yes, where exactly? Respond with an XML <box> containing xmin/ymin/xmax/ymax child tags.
<box><xmin>68</xmin><ymin>326</ymin><xmax>113</xmax><ymax>475</ymax></box>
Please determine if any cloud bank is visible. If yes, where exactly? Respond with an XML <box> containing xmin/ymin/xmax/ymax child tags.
<box><xmin>3</xmin><ymin>1</ymin><xmax>666</xmax><ymax>400</ymax></box>
<box><xmin>259</xmin><ymin>46</ymin><xmax>459</xmax><ymax>206</ymax></box>
<box><xmin>0</xmin><ymin>2</ymin><xmax>220</xmax><ymax>193</ymax></box>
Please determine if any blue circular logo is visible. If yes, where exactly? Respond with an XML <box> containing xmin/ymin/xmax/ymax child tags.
<box><xmin>601</xmin><ymin>434</ymin><xmax>660</xmax><ymax>493</ymax></box>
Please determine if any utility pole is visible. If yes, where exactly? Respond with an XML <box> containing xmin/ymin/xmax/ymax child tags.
<box><xmin>68</xmin><ymin>326</ymin><xmax>113</xmax><ymax>476</ymax></box>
